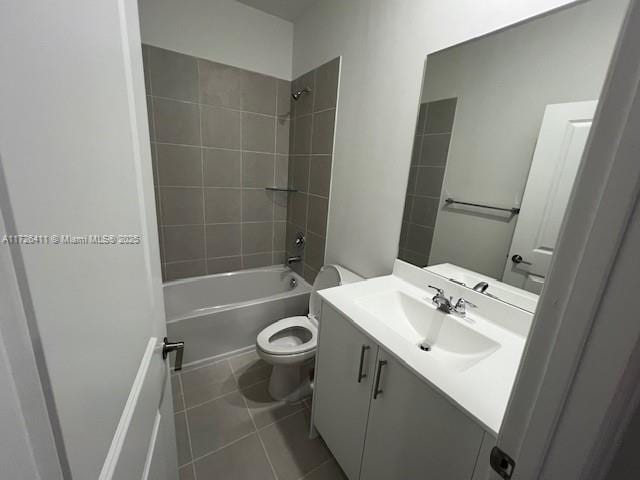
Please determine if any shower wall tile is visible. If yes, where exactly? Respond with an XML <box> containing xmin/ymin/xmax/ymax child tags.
<box><xmin>160</xmin><ymin>188</ymin><xmax>204</xmax><ymax>226</ymax></box>
<box><xmin>242</xmin><ymin>223</ymin><xmax>273</xmax><ymax>254</ymax></box>
<box><xmin>307</xmin><ymin>196</ymin><xmax>328</xmax><ymax>237</ymax></box>
<box><xmin>204</xmin><ymin>188</ymin><xmax>242</xmax><ymax>223</ymax></box>
<box><xmin>311</xmin><ymin>109</ymin><xmax>336</xmax><ymax>155</ymax></box>
<box><xmin>424</xmin><ymin>98</ymin><xmax>457</xmax><ymax>134</ymax></box>
<box><xmin>242</xmin><ymin>113</ymin><xmax>275</xmax><ymax>153</ymax></box>
<box><xmin>203</xmin><ymin>149</ymin><xmax>241</xmax><ymax>187</ymax></box>
<box><xmin>148</xmin><ymin>46</ymin><xmax>199</xmax><ymax>102</ymax></box>
<box><xmin>243</xmin><ymin>253</ymin><xmax>273</xmax><ymax>269</ymax></box>
<box><xmin>293</xmin><ymin>115</ymin><xmax>312</xmax><ymax>154</ymax></box>
<box><xmin>314</xmin><ymin>58</ymin><xmax>340</xmax><ymax>112</ymax></box>
<box><xmin>241</xmin><ymin>71</ymin><xmax>277</xmax><ymax>115</ymax></box>
<box><xmin>399</xmin><ymin>99</ymin><xmax>457</xmax><ymax>265</ymax></box>
<box><xmin>163</xmin><ymin>226</ymin><xmax>205</xmax><ymax>262</ymax></box>
<box><xmin>277</xmin><ymin>80</ymin><xmax>291</xmax><ymax>116</ymax></box>
<box><xmin>206</xmin><ymin>224</ymin><xmax>241</xmax><ymax>257</ymax></box>
<box><xmin>242</xmin><ymin>153</ymin><xmax>275</xmax><ymax>188</ymax></box>
<box><xmin>419</xmin><ymin>134</ymin><xmax>451</xmax><ymax>166</ymax></box>
<box><xmin>201</xmin><ymin>106</ymin><xmax>241</xmax><ymax>149</ymax></box>
<box><xmin>275</xmin><ymin>155</ymin><xmax>289</xmax><ymax>187</ymax></box>
<box><xmin>286</xmin><ymin>58</ymin><xmax>340</xmax><ymax>284</ymax></box>
<box><xmin>207</xmin><ymin>256</ymin><xmax>242</xmax><ymax>274</ymax></box>
<box><xmin>157</xmin><ymin>144</ymin><xmax>202</xmax><ymax>187</ymax></box>
<box><xmin>198</xmin><ymin>60</ymin><xmax>243</xmax><ymax>109</ymax></box>
<box><xmin>242</xmin><ymin>190</ymin><xmax>274</xmax><ymax>222</ymax></box>
<box><xmin>309</xmin><ymin>156</ymin><xmax>332</xmax><ymax>197</ymax></box>
<box><xmin>276</xmin><ymin>118</ymin><xmax>290</xmax><ymax>155</ymax></box>
<box><xmin>289</xmin><ymin>156</ymin><xmax>310</xmax><ymax>193</ymax></box>
<box><xmin>153</xmin><ymin>98</ymin><xmax>200</xmax><ymax>145</ymax></box>
<box><xmin>165</xmin><ymin>260</ymin><xmax>207</xmax><ymax>282</ymax></box>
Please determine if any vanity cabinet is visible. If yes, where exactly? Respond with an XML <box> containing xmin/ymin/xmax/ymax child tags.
<box><xmin>313</xmin><ymin>303</ymin><xmax>379</xmax><ymax>479</ymax></box>
<box><xmin>313</xmin><ymin>303</ymin><xmax>490</xmax><ymax>480</ymax></box>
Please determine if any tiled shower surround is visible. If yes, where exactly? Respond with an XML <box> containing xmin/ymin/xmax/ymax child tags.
<box><xmin>285</xmin><ymin>58</ymin><xmax>340</xmax><ymax>284</ymax></box>
<box><xmin>143</xmin><ymin>45</ymin><xmax>338</xmax><ymax>283</ymax></box>
<box><xmin>399</xmin><ymin>98</ymin><xmax>457</xmax><ymax>266</ymax></box>
<box><xmin>143</xmin><ymin>45</ymin><xmax>291</xmax><ymax>281</ymax></box>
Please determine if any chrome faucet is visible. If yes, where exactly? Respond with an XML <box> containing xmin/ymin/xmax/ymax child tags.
<box><xmin>287</xmin><ymin>256</ymin><xmax>302</xmax><ymax>264</ymax></box>
<box><xmin>428</xmin><ymin>286</ymin><xmax>454</xmax><ymax>313</ymax></box>
<box><xmin>428</xmin><ymin>286</ymin><xmax>476</xmax><ymax>318</ymax></box>
<box><xmin>473</xmin><ymin>281</ymin><xmax>489</xmax><ymax>293</ymax></box>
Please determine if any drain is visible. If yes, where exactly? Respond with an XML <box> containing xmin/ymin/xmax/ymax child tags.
<box><xmin>419</xmin><ymin>343</ymin><xmax>432</xmax><ymax>352</ymax></box>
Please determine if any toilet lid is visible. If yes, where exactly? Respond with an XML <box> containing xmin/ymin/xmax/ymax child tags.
<box><xmin>257</xmin><ymin>316</ymin><xmax>318</xmax><ymax>355</ymax></box>
<box><xmin>309</xmin><ymin>265</ymin><xmax>343</xmax><ymax>319</ymax></box>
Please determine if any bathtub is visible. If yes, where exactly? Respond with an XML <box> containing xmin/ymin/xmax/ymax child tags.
<box><xmin>164</xmin><ymin>266</ymin><xmax>311</xmax><ymax>367</ymax></box>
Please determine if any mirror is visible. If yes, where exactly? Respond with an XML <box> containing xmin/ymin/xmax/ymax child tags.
<box><xmin>398</xmin><ymin>0</ymin><xmax>626</xmax><ymax>305</ymax></box>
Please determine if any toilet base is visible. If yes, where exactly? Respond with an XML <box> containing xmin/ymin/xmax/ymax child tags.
<box><xmin>268</xmin><ymin>360</ymin><xmax>313</xmax><ymax>403</ymax></box>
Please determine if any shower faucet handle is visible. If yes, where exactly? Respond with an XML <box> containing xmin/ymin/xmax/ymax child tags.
<box><xmin>295</xmin><ymin>232</ymin><xmax>306</xmax><ymax>248</ymax></box>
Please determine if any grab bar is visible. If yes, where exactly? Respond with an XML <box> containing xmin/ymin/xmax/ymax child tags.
<box><xmin>445</xmin><ymin>197</ymin><xmax>520</xmax><ymax>214</ymax></box>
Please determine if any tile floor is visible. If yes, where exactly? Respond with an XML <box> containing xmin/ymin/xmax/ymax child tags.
<box><xmin>172</xmin><ymin>350</ymin><xmax>347</xmax><ymax>480</ymax></box>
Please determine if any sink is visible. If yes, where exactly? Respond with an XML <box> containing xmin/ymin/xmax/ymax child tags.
<box><xmin>355</xmin><ymin>291</ymin><xmax>500</xmax><ymax>372</ymax></box>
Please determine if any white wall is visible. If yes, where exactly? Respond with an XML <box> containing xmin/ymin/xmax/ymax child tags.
<box><xmin>139</xmin><ymin>0</ymin><xmax>293</xmax><ymax>79</ymax></box>
<box><xmin>422</xmin><ymin>0</ymin><xmax>626</xmax><ymax>279</ymax></box>
<box><xmin>293</xmin><ymin>0</ymin><xmax>610</xmax><ymax>278</ymax></box>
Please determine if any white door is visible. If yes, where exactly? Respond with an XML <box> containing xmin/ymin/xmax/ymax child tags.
<box><xmin>502</xmin><ymin>101</ymin><xmax>597</xmax><ymax>293</ymax></box>
<box><xmin>0</xmin><ymin>1</ymin><xmax>178</xmax><ymax>479</ymax></box>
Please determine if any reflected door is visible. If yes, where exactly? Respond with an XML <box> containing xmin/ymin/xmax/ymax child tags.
<box><xmin>503</xmin><ymin>101</ymin><xmax>597</xmax><ymax>293</ymax></box>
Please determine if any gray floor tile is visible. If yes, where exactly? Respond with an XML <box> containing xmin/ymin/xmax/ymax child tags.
<box><xmin>171</xmin><ymin>374</ymin><xmax>184</xmax><ymax>412</ymax></box>
<box><xmin>179</xmin><ymin>464</ymin><xmax>195</xmax><ymax>480</ymax></box>
<box><xmin>180</xmin><ymin>360</ymin><xmax>237</xmax><ymax>408</ymax></box>
<box><xmin>187</xmin><ymin>391</ymin><xmax>255</xmax><ymax>458</ymax></box>
<box><xmin>259</xmin><ymin>410</ymin><xmax>331</xmax><ymax>480</ymax></box>
<box><xmin>242</xmin><ymin>380</ymin><xmax>305</xmax><ymax>429</ymax></box>
<box><xmin>229</xmin><ymin>350</ymin><xmax>273</xmax><ymax>388</ymax></box>
<box><xmin>302</xmin><ymin>459</ymin><xmax>348</xmax><ymax>480</ymax></box>
<box><xmin>174</xmin><ymin>412</ymin><xmax>191</xmax><ymax>466</ymax></box>
<box><xmin>194</xmin><ymin>434</ymin><xmax>275</xmax><ymax>480</ymax></box>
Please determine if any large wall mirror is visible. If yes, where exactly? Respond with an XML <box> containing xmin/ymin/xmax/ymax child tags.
<box><xmin>398</xmin><ymin>0</ymin><xmax>626</xmax><ymax>306</ymax></box>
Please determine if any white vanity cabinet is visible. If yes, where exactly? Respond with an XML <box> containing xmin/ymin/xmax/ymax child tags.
<box><xmin>313</xmin><ymin>303</ymin><xmax>492</xmax><ymax>480</ymax></box>
<box><xmin>313</xmin><ymin>302</ymin><xmax>379</xmax><ymax>479</ymax></box>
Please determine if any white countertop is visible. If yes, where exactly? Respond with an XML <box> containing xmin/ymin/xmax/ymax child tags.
<box><xmin>319</xmin><ymin>262</ymin><xmax>531</xmax><ymax>435</ymax></box>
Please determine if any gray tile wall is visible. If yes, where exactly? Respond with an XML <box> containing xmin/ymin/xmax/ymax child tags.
<box><xmin>286</xmin><ymin>58</ymin><xmax>340</xmax><ymax>284</ymax></box>
<box><xmin>143</xmin><ymin>45</ymin><xmax>291</xmax><ymax>281</ymax></box>
<box><xmin>399</xmin><ymin>98</ymin><xmax>457</xmax><ymax>266</ymax></box>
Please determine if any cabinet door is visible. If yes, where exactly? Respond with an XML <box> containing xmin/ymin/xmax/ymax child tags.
<box><xmin>313</xmin><ymin>303</ymin><xmax>378</xmax><ymax>480</ymax></box>
<box><xmin>360</xmin><ymin>350</ymin><xmax>485</xmax><ymax>480</ymax></box>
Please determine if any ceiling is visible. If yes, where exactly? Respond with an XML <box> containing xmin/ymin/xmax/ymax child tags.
<box><xmin>236</xmin><ymin>0</ymin><xmax>318</xmax><ymax>22</ymax></box>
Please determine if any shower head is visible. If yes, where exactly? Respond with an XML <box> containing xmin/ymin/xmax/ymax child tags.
<box><xmin>291</xmin><ymin>87</ymin><xmax>311</xmax><ymax>101</ymax></box>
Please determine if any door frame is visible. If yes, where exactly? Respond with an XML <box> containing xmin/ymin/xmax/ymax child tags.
<box><xmin>497</xmin><ymin>0</ymin><xmax>640</xmax><ymax>478</ymax></box>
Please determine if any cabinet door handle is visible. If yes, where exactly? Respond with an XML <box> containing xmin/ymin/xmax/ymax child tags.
<box><xmin>373</xmin><ymin>360</ymin><xmax>387</xmax><ymax>399</ymax></box>
<box><xmin>357</xmin><ymin>345</ymin><xmax>370</xmax><ymax>383</ymax></box>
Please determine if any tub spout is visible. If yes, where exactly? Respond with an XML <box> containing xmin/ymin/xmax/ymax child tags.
<box><xmin>287</xmin><ymin>256</ymin><xmax>302</xmax><ymax>264</ymax></box>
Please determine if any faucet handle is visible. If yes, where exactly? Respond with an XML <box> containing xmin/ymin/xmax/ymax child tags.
<box><xmin>427</xmin><ymin>285</ymin><xmax>444</xmax><ymax>295</ymax></box>
<box><xmin>453</xmin><ymin>297</ymin><xmax>477</xmax><ymax>316</ymax></box>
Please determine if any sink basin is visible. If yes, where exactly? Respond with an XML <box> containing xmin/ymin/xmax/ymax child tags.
<box><xmin>356</xmin><ymin>291</ymin><xmax>500</xmax><ymax>372</ymax></box>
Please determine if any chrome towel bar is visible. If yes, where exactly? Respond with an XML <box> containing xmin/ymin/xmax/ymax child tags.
<box><xmin>444</xmin><ymin>197</ymin><xmax>520</xmax><ymax>214</ymax></box>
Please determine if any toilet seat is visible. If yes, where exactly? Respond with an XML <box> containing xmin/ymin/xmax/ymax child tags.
<box><xmin>256</xmin><ymin>316</ymin><xmax>317</xmax><ymax>356</ymax></box>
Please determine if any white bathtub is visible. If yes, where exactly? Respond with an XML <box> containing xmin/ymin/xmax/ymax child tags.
<box><xmin>164</xmin><ymin>266</ymin><xmax>311</xmax><ymax>367</ymax></box>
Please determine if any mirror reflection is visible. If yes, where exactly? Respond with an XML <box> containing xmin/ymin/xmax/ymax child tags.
<box><xmin>398</xmin><ymin>0</ymin><xmax>623</xmax><ymax>305</ymax></box>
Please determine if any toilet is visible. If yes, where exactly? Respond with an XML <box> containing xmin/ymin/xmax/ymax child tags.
<box><xmin>256</xmin><ymin>264</ymin><xmax>361</xmax><ymax>402</ymax></box>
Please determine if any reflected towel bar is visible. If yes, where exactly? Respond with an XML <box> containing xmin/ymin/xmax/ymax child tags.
<box><xmin>445</xmin><ymin>197</ymin><xmax>520</xmax><ymax>214</ymax></box>
<box><xmin>265</xmin><ymin>187</ymin><xmax>298</xmax><ymax>192</ymax></box>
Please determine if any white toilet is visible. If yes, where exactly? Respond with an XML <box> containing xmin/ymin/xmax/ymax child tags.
<box><xmin>256</xmin><ymin>264</ymin><xmax>361</xmax><ymax>402</ymax></box>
